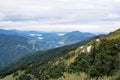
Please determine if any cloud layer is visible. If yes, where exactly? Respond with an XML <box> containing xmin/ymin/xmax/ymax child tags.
<box><xmin>0</xmin><ymin>0</ymin><xmax>120</xmax><ymax>33</ymax></box>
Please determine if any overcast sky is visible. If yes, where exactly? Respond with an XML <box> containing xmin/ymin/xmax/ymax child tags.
<box><xmin>0</xmin><ymin>0</ymin><xmax>120</xmax><ymax>33</ymax></box>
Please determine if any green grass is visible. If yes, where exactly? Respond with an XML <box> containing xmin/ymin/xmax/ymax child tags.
<box><xmin>109</xmin><ymin>29</ymin><xmax>120</xmax><ymax>40</ymax></box>
<box><xmin>56</xmin><ymin>72</ymin><xmax>112</xmax><ymax>80</ymax></box>
<box><xmin>0</xmin><ymin>74</ymin><xmax>13</xmax><ymax>80</ymax></box>
<box><xmin>0</xmin><ymin>70</ymin><xmax>25</xmax><ymax>80</ymax></box>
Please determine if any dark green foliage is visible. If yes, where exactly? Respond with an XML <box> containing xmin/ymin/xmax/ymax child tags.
<box><xmin>115</xmin><ymin>77</ymin><xmax>120</xmax><ymax>80</ymax></box>
<box><xmin>13</xmin><ymin>72</ymin><xmax>19</xmax><ymax>77</ymax></box>
<box><xmin>69</xmin><ymin>39</ymin><xmax>120</xmax><ymax>77</ymax></box>
<box><xmin>68</xmin><ymin>53</ymin><xmax>90</xmax><ymax>73</ymax></box>
<box><xmin>16</xmin><ymin>74</ymin><xmax>31</xmax><ymax>80</ymax></box>
<box><xmin>48</xmin><ymin>63</ymin><xmax>66</xmax><ymax>79</ymax></box>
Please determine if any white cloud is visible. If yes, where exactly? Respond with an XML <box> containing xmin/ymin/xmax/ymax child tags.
<box><xmin>0</xmin><ymin>13</ymin><xmax>6</xmax><ymax>20</ymax></box>
<box><xmin>0</xmin><ymin>0</ymin><xmax>120</xmax><ymax>33</ymax></box>
<box><xmin>0</xmin><ymin>20</ymin><xmax>119</xmax><ymax>33</ymax></box>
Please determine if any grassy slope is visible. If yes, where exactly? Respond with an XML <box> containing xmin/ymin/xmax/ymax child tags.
<box><xmin>0</xmin><ymin>75</ymin><xmax>13</xmax><ymax>80</ymax></box>
<box><xmin>107</xmin><ymin>29</ymin><xmax>120</xmax><ymax>40</ymax></box>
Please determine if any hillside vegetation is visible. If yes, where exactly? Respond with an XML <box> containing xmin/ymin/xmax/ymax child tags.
<box><xmin>0</xmin><ymin>29</ymin><xmax>120</xmax><ymax>80</ymax></box>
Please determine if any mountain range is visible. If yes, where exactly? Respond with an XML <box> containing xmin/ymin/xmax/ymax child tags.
<box><xmin>0</xmin><ymin>29</ymin><xmax>119</xmax><ymax>80</ymax></box>
<box><xmin>0</xmin><ymin>29</ymin><xmax>95</xmax><ymax>68</ymax></box>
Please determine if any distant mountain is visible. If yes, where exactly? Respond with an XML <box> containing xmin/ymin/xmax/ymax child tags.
<box><xmin>62</xmin><ymin>31</ymin><xmax>94</xmax><ymax>44</ymax></box>
<box><xmin>0</xmin><ymin>29</ymin><xmax>119</xmax><ymax>80</ymax></box>
<box><xmin>0</xmin><ymin>29</ymin><xmax>95</xmax><ymax>50</ymax></box>
<box><xmin>0</xmin><ymin>29</ymin><xmax>19</xmax><ymax>35</ymax></box>
<box><xmin>0</xmin><ymin>29</ymin><xmax>95</xmax><ymax>68</ymax></box>
<box><xmin>0</xmin><ymin>29</ymin><xmax>95</xmax><ymax>46</ymax></box>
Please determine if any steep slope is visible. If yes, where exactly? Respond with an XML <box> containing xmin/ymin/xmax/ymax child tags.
<box><xmin>0</xmin><ymin>29</ymin><xmax>120</xmax><ymax>80</ymax></box>
<box><xmin>105</xmin><ymin>28</ymin><xmax>120</xmax><ymax>40</ymax></box>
